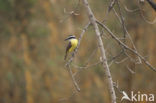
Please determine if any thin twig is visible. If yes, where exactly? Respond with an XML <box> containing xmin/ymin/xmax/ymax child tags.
<box><xmin>108</xmin><ymin>0</ymin><xmax>117</xmax><ymax>12</ymax></box>
<box><xmin>108</xmin><ymin>50</ymin><xmax>124</xmax><ymax>62</ymax></box>
<box><xmin>73</xmin><ymin>61</ymin><xmax>101</xmax><ymax>69</ymax></box>
<box><xmin>115</xmin><ymin>57</ymin><xmax>128</xmax><ymax>64</ymax></box>
<box><xmin>113</xmin><ymin>2</ymin><xmax>142</xmax><ymax>63</ymax></box>
<box><xmin>84</xmin><ymin>47</ymin><xmax>98</xmax><ymax>66</ymax></box>
<box><xmin>97</xmin><ymin>21</ymin><xmax>156</xmax><ymax>72</ymax></box>
<box><xmin>116</xmin><ymin>0</ymin><xmax>126</xmax><ymax>43</ymax></box>
<box><xmin>59</xmin><ymin>0</ymin><xmax>80</xmax><ymax>23</ymax></box>
<box><xmin>102</xmin><ymin>0</ymin><xmax>117</xmax><ymax>23</ymax></box>
<box><xmin>65</xmin><ymin>22</ymin><xmax>90</xmax><ymax>67</ymax></box>
<box><xmin>126</xmin><ymin>66</ymin><xmax>136</xmax><ymax>74</ymax></box>
<box><xmin>138</xmin><ymin>1</ymin><xmax>156</xmax><ymax>24</ymax></box>
<box><xmin>124</xmin><ymin>5</ymin><xmax>140</xmax><ymax>13</ymax></box>
<box><xmin>67</xmin><ymin>66</ymin><xmax>80</xmax><ymax>92</ymax></box>
<box><xmin>65</xmin><ymin>22</ymin><xmax>90</xmax><ymax>92</ymax></box>
<box><xmin>123</xmin><ymin>1</ymin><xmax>156</xmax><ymax>24</ymax></box>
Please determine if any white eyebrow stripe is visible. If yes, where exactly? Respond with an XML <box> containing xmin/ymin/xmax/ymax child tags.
<box><xmin>65</xmin><ymin>36</ymin><xmax>76</xmax><ymax>41</ymax></box>
<box><xmin>68</xmin><ymin>35</ymin><xmax>75</xmax><ymax>38</ymax></box>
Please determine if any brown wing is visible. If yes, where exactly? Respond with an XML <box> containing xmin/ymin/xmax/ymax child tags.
<box><xmin>147</xmin><ymin>0</ymin><xmax>156</xmax><ymax>11</ymax></box>
<box><xmin>64</xmin><ymin>42</ymin><xmax>72</xmax><ymax>60</ymax></box>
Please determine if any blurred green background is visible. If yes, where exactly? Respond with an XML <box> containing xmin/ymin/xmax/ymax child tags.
<box><xmin>0</xmin><ymin>0</ymin><xmax>156</xmax><ymax>103</ymax></box>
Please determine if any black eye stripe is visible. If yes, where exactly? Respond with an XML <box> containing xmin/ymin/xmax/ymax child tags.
<box><xmin>65</xmin><ymin>36</ymin><xmax>76</xmax><ymax>41</ymax></box>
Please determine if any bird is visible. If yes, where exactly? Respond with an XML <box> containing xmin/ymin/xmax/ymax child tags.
<box><xmin>64</xmin><ymin>35</ymin><xmax>78</xmax><ymax>60</ymax></box>
<box><xmin>147</xmin><ymin>0</ymin><xmax>156</xmax><ymax>11</ymax></box>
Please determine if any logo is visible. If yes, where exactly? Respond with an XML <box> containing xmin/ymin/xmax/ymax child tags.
<box><xmin>121</xmin><ymin>91</ymin><xmax>155</xmax><ymax>102</ymax></box>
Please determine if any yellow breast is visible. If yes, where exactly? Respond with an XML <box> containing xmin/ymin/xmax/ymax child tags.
<box><xmin>69</xmin><ymin>39</ymin><xmax>78</xmax><ymax>52</ymax></box>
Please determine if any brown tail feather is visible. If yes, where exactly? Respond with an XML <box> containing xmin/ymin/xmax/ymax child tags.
<box><xmin>64</xmin><ymin>52</ymin><xmax>68</xmax><ymax>60</ymax></box>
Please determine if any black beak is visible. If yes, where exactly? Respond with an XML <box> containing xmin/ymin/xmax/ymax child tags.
<box><xmin>64</xmin><ymin>38</ymin><xmax>69</xmax><ymax>41</ymax></box>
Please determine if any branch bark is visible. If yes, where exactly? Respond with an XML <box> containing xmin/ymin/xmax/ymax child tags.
<box><xmin>65</xmin><ymin>22</ymin><xmax>90</xmax><ymax>92</ymax></box>
<box><xmin>82</xmin><ymin>0</ymin><xmax>117</xmax><ymax>103</ymax></box>
<box><xmin>97</xmin><ymin>21</ymin><xmax>156</xmax><ymax>72</ymax></box>
<box><xmin>68</xmin><ymin>66</ymin><xmax>80</xmax><ymax>92</ymax></box>
<box><xmin>66</xmin><ymin>22</ymin><xmax>90</xmax><ymax>66</ymax></box>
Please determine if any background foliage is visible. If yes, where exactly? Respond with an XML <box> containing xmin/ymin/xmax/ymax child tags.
<box><xmin>0</xmin><ymin>0</ymin><xmax>156</xmax><ymax>103</ymax></box>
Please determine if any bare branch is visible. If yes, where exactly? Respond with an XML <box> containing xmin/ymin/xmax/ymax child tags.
<box><xmin>65</xmin><ymin>22</ymin><xmax>90</xmax><ymax>67</ymax></box>
<box><xmin>84</xmin><ymin>47</ymin><xmax>98</xmax><ymax>65</ymax></box>
<box><xmin>115</xmin><ymin>57</ymin><xmax>128</xmax><ymax>64</ymax></box>
<box><xmin>65</xmin><ymin>22</ymin><xmax>90</xmax><ymax>92</ymax></box>
<box><xmin>102</xmin><ymin>0</ymin><xmax>117</xmax><ymax>23</ymax></box>
<box><xmin>108</xmin><ymin>50</ymin><xmax>124</xmax><ymax>63</ymax></box>
<box><xmin>108</xmin><ymin>0</ymin><xmax>117</xmax><ymax>12</ymax></box>
<box><xmin>116</xmin><ymin>0</ymin><xmax>126</xmax><ymax>43</ymax></box>
<box><xmin>124</xmin><ymin>5</ymin><xmax>140</xmax><ymax>12</ymax></box>
<box><xmin>82</xmin><ymin>0</ymin><xmax>117</xmax><ymax>102</ymax></box>
<box><xmin>97</xmin><ymin>21</ymin><xmax>156</xmax><ymax>72</ymax></box>
<box><xmin>126</xmin><ymin>66</ymin><xmax>136</xmax><ymax>74</ymax></box>
<box><xmin>113</xmin><ymin>1</ymin><xmax>142</xmax><ymax>63</ymax></box>
<box><xmin>67</xmin><ymin>66</ymin><xmax>80</xmax><ymax>92</ymax></box>
<box><xmin>138</xmin><ymin>1</ymin><xmax>156</xmax><ymax>24</ymax></box>
<box><xmin>59</xmin><ymin>0</ymin><xmax>80</xmax><ymax>23</ymax></box>
<box><xmin>123</xmin><ymin>1</ymin><xmax>156</xmax><ymax>24</ymax></box>
<box><xmin>72</xmin><ymin>61</ymin><xmax>101</xmax><ymax>69</ymax></box>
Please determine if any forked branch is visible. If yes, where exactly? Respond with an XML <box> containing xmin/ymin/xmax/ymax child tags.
<box><xmin>96</xmin><ymin>21</ymin><xmax>156</xmax><ymax>72</ymax></box>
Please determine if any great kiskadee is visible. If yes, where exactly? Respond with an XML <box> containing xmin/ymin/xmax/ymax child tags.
<box><xmin>64</xmin><ymin>35</ymin><xmax>78</xmax><ymax>60</ymax></box>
